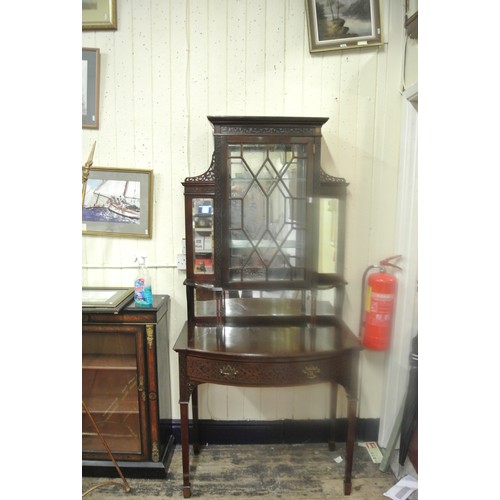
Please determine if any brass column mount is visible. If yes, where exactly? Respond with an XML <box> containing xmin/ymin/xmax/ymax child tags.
<box><xmin>146</xmin><ymin>324</ymin><xmax>155</xmax><ymax>349</ymax></box>
<box><xmin>152</xmin><ymin>442</ymin><xmax>160</xmax><ymax>462</ymax></box>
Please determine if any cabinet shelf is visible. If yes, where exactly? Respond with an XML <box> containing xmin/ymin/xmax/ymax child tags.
<box><xmin>83</xmin><ymin>395</ymin><xmax>140</xmax><ymax>414</ymax></box>
<box><xmin>83</xmin><ymin>415</ymin><xmax>141</xmax><ymax>454</ymax></box>
<box><xmin>82</xmin><ymin>354</ymin><xmax>137</xmax><ymax>370</ymax></box>
<box><xmin>83</xmin><ymin>369</ymin><xmax>138</xmax><ymax>412</ymax></box>
<box><xmin>83</xmin><ymin>435</ymin><xmax>141</xmax><ymax>455</ymax></box>
<box><xmin>188</xmin><ymin>297</ymin><xmax>338</xmax><ymax>320</ymax></box>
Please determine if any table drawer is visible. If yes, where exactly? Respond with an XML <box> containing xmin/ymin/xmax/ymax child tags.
<box><xmin>186</xmin><ymin>355</ymin><xmax>351</xmax><ymax>387</ymax></box>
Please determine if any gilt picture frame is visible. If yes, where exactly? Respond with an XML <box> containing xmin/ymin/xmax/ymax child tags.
<box><xmin>83</xmin><ymin>0</ymin><xmax>117</xmax><ymax>31</ymax></box>
<box><xmin>82</xmin><ymin>287</ymin><xmax>134</xmax><ymax>313</ymax></box>
<box><xmin>82</xmin><ymin>167</ymin><xmax>154</xmax><ymax>238</ymax></box>
<box><xmin>82</xmin><ymin>48</ymin><xmax>100</xmax><ymax>129</ymax></box>
<box><xmin>306</xmin><ymin>0</ymin><xmax>382</xmax><ymax>53</ymax></box>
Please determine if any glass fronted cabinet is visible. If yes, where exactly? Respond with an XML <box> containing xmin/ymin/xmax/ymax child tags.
<box><xmin>175</xmin><ymin>116</ymin><xmax>362</xmax><ymax>498</ymax></box>
<box><xmin>182</xmin><ymin>116</ymin><xmax>348</xmax><ymax>325</ymax></box>
<box><xmin>82</xmin><ymin>295</ymin><xmax>174</xmax><ymax>477</ymax></box>
<box><xmin>82</xmin><ymin>324</ymin><xmax>146</xmax><ymax>457</ymax></box>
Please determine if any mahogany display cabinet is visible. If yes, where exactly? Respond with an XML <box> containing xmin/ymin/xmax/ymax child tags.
<box><xmin>82</xmin><ymin>295</ymin><xmax>174</xmax><ymax>478</ymax></box>
<box><xmin>174</xmin><ymin>116</ymin><xmax>362</xmax><ymax>497</ymax></box>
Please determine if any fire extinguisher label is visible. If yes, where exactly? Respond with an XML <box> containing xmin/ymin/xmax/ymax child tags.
<box><xmin>368</xmin><ymin>292</ymin><xmax>394</xmax><ymax>325</ymax></box>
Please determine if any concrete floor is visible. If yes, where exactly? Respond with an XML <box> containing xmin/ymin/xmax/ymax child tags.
<box><xmin>82</xmin><ymin>442</ymin><xmax>417</xmax><ymax>499</ymax></box>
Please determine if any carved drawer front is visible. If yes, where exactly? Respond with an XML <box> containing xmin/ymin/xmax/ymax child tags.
<box><xmin>186</xmin><ymin>356</ymin><xmax>336</xmax><ymax>386</ymax></box>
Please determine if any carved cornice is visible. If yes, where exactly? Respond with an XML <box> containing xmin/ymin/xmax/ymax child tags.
<box><xmin>184</xmin><ymin>152</ymin><xmax>216</xmax><ymax>183</ymax></box>
<box><xmin>219</xmin><ymin>125</ymin><xmax>319</xmax><ymax>136</ymax></box>
<box><xmin>320</xmin><ymin>168</ymin><xmax>347</xmax><ymax>185</ymax></box>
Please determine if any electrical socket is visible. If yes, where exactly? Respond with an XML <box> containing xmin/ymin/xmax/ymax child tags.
<box><xmin>177</xmin><ymin>254</ymin><xmax>186</xmax><ymax>270</ymax></box>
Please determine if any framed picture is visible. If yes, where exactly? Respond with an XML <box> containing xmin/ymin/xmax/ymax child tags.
<box><xmin>82</xmin><ymin>167</ymin><xmax>154</xmax><ymax>238</ymax></box>
<box><xmin>82</xmin><ymin>287</ymin><xmax>134</xmax><ymax>313</ymax></box>
<box><xmin>82</xmin><ymin>48</ymin><xmax>100</xmax><ymax>129</ymax></box>
<box><xmin>306</xmin><ymin>0</ymin><xmax>382</xmax><ymax>53</ymax></box>
<box><xmin>83</xmin><ymin>0</ymin><xmax>117</xmax><ymax>30</ymax></box>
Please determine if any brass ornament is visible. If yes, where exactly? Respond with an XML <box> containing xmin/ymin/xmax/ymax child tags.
<box><xmin>219</xmin><ymin>365</ymin><xmax>239</xmax><ymax>379</ymax></box>
<box><xmin>302</xmin><ymin>365</ymin><xmax>321</xmax><ymax>380</ymax></box>
<box><xmin>146</xmin><ymin>324</ymin><xmax>154</xmax><ymax>349</ymax></box>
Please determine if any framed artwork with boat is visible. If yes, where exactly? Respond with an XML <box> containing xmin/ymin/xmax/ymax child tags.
<box><xmin>305</xmin><ymin>0</ymin><xmax>382</xmax><ymax>53</ymax></box>
<box><xmin>82</xmin><ymin>167</ymin><xmax>153</xmax><ymax>238</ymax></box>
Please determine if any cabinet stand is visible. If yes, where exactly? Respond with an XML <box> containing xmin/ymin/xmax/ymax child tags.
<box><xmin>175</xmin><ymin>322</ymin><xmax>361</xmax><ymax>498</ymax></box>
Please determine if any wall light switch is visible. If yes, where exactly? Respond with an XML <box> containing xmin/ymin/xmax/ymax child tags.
<box><xmin>177</xmin><ymin>254</ymin><xmax>187</xmax><ymax>270</ymax></box>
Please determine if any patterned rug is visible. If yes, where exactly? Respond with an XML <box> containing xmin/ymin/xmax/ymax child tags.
<box><xmin>82</xmin><ymin>442</ymin><xmax>414</xmax><ymax>499</ymax></box>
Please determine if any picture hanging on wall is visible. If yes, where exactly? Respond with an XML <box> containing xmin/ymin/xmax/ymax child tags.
<box><xmin>82</xmin><ymin>48</ymin><xmax>100</xmax><ymax>129</ymax></box>
<box><xmin>305</xmin><ymin>0</ymin><xmax>382</xmax><ymax>53</ymax></box>
<box><xmin>83</xmin><ymin>0</ymin><xmax>117</xmax><ymax>30</ymax></box>
<box><xmin>82</xmin><ymin>167</ymin><xmax>154</xmax><ymax>239</ymax></box>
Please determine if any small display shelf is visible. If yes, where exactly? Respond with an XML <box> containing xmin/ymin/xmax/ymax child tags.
<box><xmin>82</xmin><ymin>295</ymin><xmax>174</xmax><ymax>478</ymax></box>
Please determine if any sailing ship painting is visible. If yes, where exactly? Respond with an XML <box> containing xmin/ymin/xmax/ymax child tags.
<box><xmin>83</xmin><ymin>178</ymin><xmax>141</xmax><ymax>224</ymax></box>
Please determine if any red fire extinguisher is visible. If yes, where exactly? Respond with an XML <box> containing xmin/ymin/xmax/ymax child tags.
<box><xmin>360</xmin><ymin>255</ymin><xmax>402</xmax><ymax>351</ymax></box>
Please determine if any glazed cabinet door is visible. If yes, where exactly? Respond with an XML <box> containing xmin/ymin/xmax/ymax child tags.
<box><xmin>221</xmin><ymin>139</ymin><xmax>315</xmax><ymax>289</ymax></box>
<box><xmin>82</xmin><ymin>323</ymin><xmax>150</xmax><ymax>461</ymax></box>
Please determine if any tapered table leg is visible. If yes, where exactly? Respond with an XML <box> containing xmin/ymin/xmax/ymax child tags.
<box><xmin>192</xmin><ymin>385</ymin><xmax>201</xmax><ymax>455</ymax></box>
<box><xmin>180</xmin><ymin>401</ymin><xmax>191</xmax><ymax>498</ymax></box>
<box><xmin>343</xmin><ymin>397</ymin><xmax>356</xmax><ymax>495</ymax></box>
<box><xmin>329</xmin><ymin>383</ymin><xmax>338</xmax><ymax>451</ymax></box>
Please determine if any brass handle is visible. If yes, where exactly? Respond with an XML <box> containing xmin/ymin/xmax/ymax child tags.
<box><xmin>137</xmin><ymin>376</ymin><xmax>146</xmax><ymax>401</ymax></box>
<box><xmin>302</xmin><ymin>365</ymin><xmax>321</xmax><ymax>380</ymax></box>
<box><xmin>220</xmin><ymin>365</ymin><xmax>239</xmax><ymax>379</ymax></box>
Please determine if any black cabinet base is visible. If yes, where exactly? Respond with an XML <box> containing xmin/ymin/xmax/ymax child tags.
<box><xmin>82</xmin><ymin>435</ymin><xmax>175</xmax><ymax>479</ymax></box>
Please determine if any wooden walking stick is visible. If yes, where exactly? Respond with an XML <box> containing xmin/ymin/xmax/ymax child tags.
<box><xmin>82</xmin><ymin>400</ymin><xmax>131</xmax><ymax>496</ymax></box>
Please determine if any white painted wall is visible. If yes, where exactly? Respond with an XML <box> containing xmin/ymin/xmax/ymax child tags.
<box><xmin>82</xmin><ymin>0</ymin><xmax>417</xmax><ymax>421</ymax></box>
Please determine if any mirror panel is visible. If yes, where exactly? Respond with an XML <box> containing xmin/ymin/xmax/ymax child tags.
<box><xmin>318</xmin><ymin>198</ymin><xmax>339</xmax><ymax>274</ymax></box>
<box><xmin>192</xmin><ymin>198</ymin><xmax>214</xmax><ymax>275</ymax></box>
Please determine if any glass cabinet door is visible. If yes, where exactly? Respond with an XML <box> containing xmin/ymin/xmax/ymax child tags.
<box><xmin>227</xmin><ymin>142</ymin><xmax>310</xmax><ymax>284</ymax></box>
<box><xmin>191</xmin><ymin>198</ymin><xmax>214</xmax><ymax>275</ymax></box>
<box><xmin>82</xmin><ymin>325</ymin><xmax>146</xmax><ymax>458</ymax></box>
